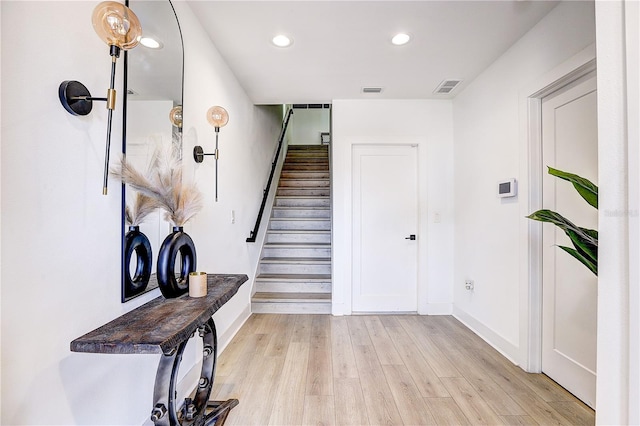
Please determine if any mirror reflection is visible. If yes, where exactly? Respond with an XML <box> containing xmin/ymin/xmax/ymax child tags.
<box><xmin>122</xmin><ymin>0</ymin><xmax>184</xmax><ymax>302</ymax></box>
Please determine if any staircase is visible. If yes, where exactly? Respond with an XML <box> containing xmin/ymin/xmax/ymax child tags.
<box><xmin>252</xmin><ymin>145</ymin><xmax>332</xmax><ymax>314</ymax></box>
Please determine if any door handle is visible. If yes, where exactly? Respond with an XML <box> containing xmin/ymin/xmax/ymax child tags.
<box><xmin>405</xmin><ymin>234</ymin><xmax>416</xmax><ymax>240</ymax></box>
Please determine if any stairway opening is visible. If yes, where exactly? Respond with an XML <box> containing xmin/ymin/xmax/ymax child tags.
<box><xmin>252</xmin><ymin>144</ymin><xmax>332</xmax><ymax>314</ymax></box>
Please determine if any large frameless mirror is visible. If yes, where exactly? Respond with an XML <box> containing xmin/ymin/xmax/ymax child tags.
<box><xmin>121</xmin><ymin>0</ymin><xmax>184</xmax><ymax>302</ymax></box>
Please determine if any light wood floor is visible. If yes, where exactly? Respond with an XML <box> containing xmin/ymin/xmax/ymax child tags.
<box><xmin>210</xmin><ymin>314</ymin><xmax>594</xmax><ymax>425</ymax></box>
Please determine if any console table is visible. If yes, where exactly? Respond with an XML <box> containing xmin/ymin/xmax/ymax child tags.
<box><xmin>71</xmin><ymin>274</ymin><xmax>248</xmax><ymax>426</ymax></box>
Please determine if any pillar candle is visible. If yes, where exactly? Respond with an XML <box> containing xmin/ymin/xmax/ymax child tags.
<box><xmin>189</xmin><ymin>272</ymin><xmax>207</xmax><ymax>297</ymax></box>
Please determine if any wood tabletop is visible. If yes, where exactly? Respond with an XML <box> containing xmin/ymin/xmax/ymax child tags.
<box><xmin>70</xmin><ymin>274</ymin><xmax>248</xmax><ymax>355</ymax></box>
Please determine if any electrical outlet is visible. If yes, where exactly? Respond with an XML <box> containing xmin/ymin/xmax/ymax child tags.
<box><xmin>465</xmin><ymin>280</ymin><xmax>474</xmax><ymax>290</ymax></box>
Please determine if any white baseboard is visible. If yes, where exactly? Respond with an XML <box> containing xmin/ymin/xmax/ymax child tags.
<box><xmin>333</xmin><ymin>303</ymin><xmax>453</xmax><ymax>316</ymax></box>
<box><xmin>218</xmin><ymin>304</ymin><xmax>252</xmax><ymax>354</ymax></box>
<box><xmin>452</xmin><ymin>306</ymin><xmax>521</xmax><ymax>366</ymax></box>
<box><xmin>421</xmin><ymin>303</ymin><xmax>453</xmax><ymax>315</ymax></box>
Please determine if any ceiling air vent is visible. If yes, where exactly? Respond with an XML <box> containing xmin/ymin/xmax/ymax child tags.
<box><xmin>292</xmin><ymin>104</ymin><xmax>331</xmax><ymax>109</ymax></box>
<box><xmin>434</xmin><ymin>79</ymin><xmax>462</xmax><ymax>95</ymax></box>
<box><xmin>362</xmin><ymin>87</ymin><xmax>383</xmax><ymax>94</ymax></box>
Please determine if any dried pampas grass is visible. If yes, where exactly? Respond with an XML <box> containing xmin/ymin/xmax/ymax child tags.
<box><xmin>125</xmin><ymin>193</ymin><xmax>159</xmax><ymax>226</ymax></box>
<box><xmin>112</xmin><ymin>146</ymin><xmax>203</xmax><ymax>227</ymax></box>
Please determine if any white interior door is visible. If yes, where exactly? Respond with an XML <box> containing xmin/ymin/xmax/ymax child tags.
<box><xmin>352</xmin><ymin>145</ymin><xmax>418</xmax><ymax>312</ymax></box>
<box><xmin>541</xmin><ymin>72</ymin><xmax>597</xmax><ymax>408</ymax></box>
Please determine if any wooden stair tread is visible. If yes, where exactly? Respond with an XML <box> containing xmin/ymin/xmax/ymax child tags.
<box><xmin>275</xmin><ymin>196</ymin><xmax>329</xmax><ymax>199</ymax></box>
<box><xmin>267</xmin><ymin>229</ymin><xmax>330</xmax><ymax>233</ymax></box>
<box><xmin>269</xmin><ymin>217</ymin><xmax>330</xmax><ymax>221</ymax></box>
<box><xmin>264</xmin><ymin>242</ymin><xmax>331</xmax><ymax>247</ymax></box>
<box><xmin>272</xmin><ymin>206</ymin><xmax>330</xmax><ymax>210</ymax></box>
<box><xmin>252</xmin><ymin>292</ymin><xmax>332</xmax><ymax>302</ymax></box>
<box><xmin>260</xmin><ymin>257</ymin><xmax>331</xmax><ymax>263</ymax></box>
<box><xmin>277</xmin><ymin>188</ymin><xmax>330</xmax><ymax>190</ymax></box>
<box><xmin>255</xmin><ymin>273</ymin><xmax>332</xmax><ymax>281</ymax></box>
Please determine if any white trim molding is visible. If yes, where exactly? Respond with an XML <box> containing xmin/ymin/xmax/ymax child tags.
<box><xmin>518</xmin><ymin>44</ymin><xmax>596</xmax><ymax>373</ymax></box>
<box><xmin>625</xmin><ymin>1</ymin><xmax>640</xmax><ymax>423</ymax></box>
<box><xmin>453</xmin><ymin>306</ymin><xmax>520</xmax><ymax>365</ymax></box>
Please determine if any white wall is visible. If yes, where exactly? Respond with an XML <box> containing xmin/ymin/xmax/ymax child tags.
<box><xmin>173</xmin><ymin>1</ymin><xmax>282</xmax><ymax>347</ymax></box>
<box><xmin>0</xmin><ymin>1</ymin><xmax>280</xmax><ymax>424</ymax></box>
<box><xmin>288</xmin><ymin>107</ymin><xmax>330</xmax><ymax>145</ymax></box>
<box><xmin>331</xmin><ymin>99</ymin><xmax>454</xmax><ymax>316</ymax></box>
<box><xmin>452</xmin><ymin>1</ymin><xmax>595</xmax><ymax>364</ymax></box>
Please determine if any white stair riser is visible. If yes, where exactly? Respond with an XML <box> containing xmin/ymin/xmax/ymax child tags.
<box><xmin>286</xmin><ymin>148</ymin><xmax>328</xmax><ymax>153</ymax></box>
<box><xmin>275</xmin><ymin>197</ymin><xmax>330</xmax><ymax>208</ymax></box>
<box><xmin>284</xmin><ymin>162</ymin><xmax>329</xmax><ymax>168</ymax></box>
<box><xmin>287</xmin><ymin>147</ymin><xmax>328</xmax><ymax>151</ymax></box>
<box><xmin>266</xmin><ymin>232</ymin><xmax>331</xmax><ymax>244</ymax></box>
<box><xmin>278</xmin><ymin>179</ymin><xmax>330</xmax><ymax>188</ymax></box>
<box><xmin>269</xmin><ymin>219</ymin><xmax>330</xmax><ymax>230</ymax></box>
<box><xmin>254</xmin><ymin>281</ymin><xmax>332</xmax><ymax>293</ymax></box>
<box><xmin>285</xmin><ymin>154</ymin><xmax>329</xmax><ymax>160</ymax></box>
<box><xmin>282</xmin><ymin>164</ymin><xmax>329</xmax><ymax>171</ymax></box>
<box><xmin>262</xmin><ymin>246</ymin><xmax>331</xmax><ymax>258</ymax></box>
<box><xmin>285</xmin><ymin>156</ymin><xmax>329</xmax><ymax>162</ymax></box>
<box><xmin>259</xmin><ymin>263</ymin><xmax>331</xmax><ymax>275</ymax></box>
<box><xmin>272</xmin><ymin>208</ymin><xmax>330</xmax><ymax>218</ymax></box>
<box><xmin>251</xmin><ymin>302</ymin><xmax>332</xmax><ymax>314</ymax></box>
<box><xmin>285</xmin><ymin>155</ymin><xmax>329</xmax><ymax>161</ymax></box>
<box><xmin>277</xmin><ymin>188</ymin><xmax>330</xmax><ymax>197</ymax></box>
<box><xmin>280</xmin><ymin>172</ymin><xmax>330</xmax><ymax>179</ymax></box>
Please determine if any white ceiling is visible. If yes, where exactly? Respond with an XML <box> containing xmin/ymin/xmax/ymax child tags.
<box><xmin>186</xmin><ymin>1</ymin><xmax>559</xmax><ymax>105</ymax></box>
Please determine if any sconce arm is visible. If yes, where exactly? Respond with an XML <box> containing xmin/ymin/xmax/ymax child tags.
<box><xmin>193</xmin><ymin>146</ymin><xmax>219</xmax><ymax>163</ymax></box>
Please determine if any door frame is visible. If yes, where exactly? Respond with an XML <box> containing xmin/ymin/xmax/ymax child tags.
<box><xmin>523</xmin><ymin>47</ymin><xmax>596</xmax><ymax>372</ymax></box>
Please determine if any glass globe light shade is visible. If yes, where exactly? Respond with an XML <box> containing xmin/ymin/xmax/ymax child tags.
<box><xmin>92</xmin><ymin>1</ymin><xmax>142</xmax><ymax>50</ymax></box>
<box><xmin>169</xmin><ymin>106</ymin><xmax>183</xmax><ymax>128</ymax></box>
<box><xmin>206</xmin><ymin>106</ymin><xmax>229</xmax><ymax>128</ymax></box>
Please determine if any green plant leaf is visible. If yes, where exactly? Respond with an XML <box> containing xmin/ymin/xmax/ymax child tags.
<box><xmin>566</xmin><ymin>228</ymin><xmax>598</xmax><ymax>262</ymax></box>
<box><xmin>548</xmin><ymin>167</ymin><xmax>598</xmax><ymax>209</ymax></box>
<box><xmin>528</xmin><ymin>168</ymin><xmax>598</xmax><ymax>276</ymax></box>
<box><xmin>558</xmin><ymin>245</ymin><xmax>598</xmax><ymax>276</ymax></box>
<box><xmin>526</xmin><ymin>209</ymin><xmax>598</xmax><ymax>247</ymax></box>
<box><xmin>583</xmin><ymin>228</ymin><xmax>598</xmax><ymax>240</ymax></box>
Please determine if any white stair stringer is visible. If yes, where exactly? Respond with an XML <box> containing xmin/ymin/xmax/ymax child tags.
<box><xmin>252</xmin><ymin>145</ymin><xmax>332</xmax><ymax>314</ymax></box>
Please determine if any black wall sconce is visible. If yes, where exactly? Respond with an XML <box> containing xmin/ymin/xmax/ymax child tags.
<box><xmin>58</xmin><ymin>1</ymin><xmax>142</xmax><ymax>195</ymax></box>
<box><xmin>193</xmin><ymin>106</ymin><xmax>229</xmax><ymax>202</ymax></box>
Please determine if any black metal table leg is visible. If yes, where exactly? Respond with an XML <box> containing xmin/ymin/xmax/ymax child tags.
<box><xmin>204</xmin><ymin>399</ymin><xmax>239</xmax><ymax>425</ymax></box>
<box><xmin>150</xmin><ymin>318</ymin><xmax>238</xmax><ymax>426</ymax></box>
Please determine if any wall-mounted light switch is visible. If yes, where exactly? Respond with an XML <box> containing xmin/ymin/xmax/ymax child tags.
<box><xmin>231</xmin><ymin>210</ymin><xmax>235</xmax><ymax>224</ymax></box>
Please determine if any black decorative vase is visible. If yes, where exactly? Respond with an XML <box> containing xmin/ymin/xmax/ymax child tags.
<box><xmin>123</xmin><ymin>225</ymin><xmax>153</xmax><ymax>299</ymax></box>
<box><xmin>157</xmin><ymin>226</ymin><xmax>197</xmax><ymax>298</ymax></box>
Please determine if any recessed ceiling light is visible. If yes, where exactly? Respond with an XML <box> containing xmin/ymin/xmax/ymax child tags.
<box><xmin>391</xmin><ymin>33</ymin><xmax>411</xmax><ymax>46</ymax></box>
<box><xmin>140</xmin><ymin>36</ymin><xmax>163</xmax><ymax>49</ymax></box>
<box><xmin>272</xmin><ymin>35</ymin><xmax>293</xmax><ymax>48</ymax></box>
